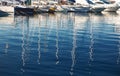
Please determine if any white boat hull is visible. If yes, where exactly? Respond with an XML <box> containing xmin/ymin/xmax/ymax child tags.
<box><xmin>104</xmin><ymin>6</ymin><xmax>119</xmax><ymax>12</ymax></box>
<box><xmin>90</xmin><ymin>5</ymin><xmax>105</xmax><ymax>13</ymax></box>
<box><xmin>36</xmin><ymin>5</ymin><xmax>56</xmax><ymax>13</ymax></box>
<box><xmin>60</xmin><ymin>5</ymin><xmax>75</xmax><ymax>12</ymax></box>
<box><xmin>74</xmin><ymin>6</ymin><xmax>90</xmax><ymax>12</ymax></box>
<box><xmin>60</xmin><ymin>5</ymin><xmax>90</xmax><ymax>12</ymax></box>
<box><xmin>56</xmin><ymin>5</ymin><xmax>64</xmax><ymax>12</ymax></box>
<box><xmin>0</xmin><ymin>6</ymin><xmax>14</xmax><ymax>13</ymax></box>
<box><xmin>90</xmin><ymin>8</ymin><xmax>105</xmax><ymax>13</ymax></box>
<box><xmin>104</xmin><ymin>4</ymin><xmax>120</xmax><ymax>12</ymax></box>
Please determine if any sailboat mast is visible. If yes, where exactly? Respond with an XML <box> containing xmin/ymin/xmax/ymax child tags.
<box><xmin>26</xmin><ymin>0</ymin><xmax>31</xmax><ymax>5</ymax></box>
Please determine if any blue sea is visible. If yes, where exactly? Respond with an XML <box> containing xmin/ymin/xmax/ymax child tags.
<box><xmin>0</xmin><ymin>12</ymin><xmax>120</xmax><ymax>76</ymax></box>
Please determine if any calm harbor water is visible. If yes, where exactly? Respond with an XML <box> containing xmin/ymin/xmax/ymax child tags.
<box><xmin>0</xmin><ymin>12</ymin><xmax>120</xmax><ymax>76</ymax></box>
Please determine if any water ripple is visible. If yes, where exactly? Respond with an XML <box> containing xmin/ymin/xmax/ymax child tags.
<box><xmin>0</xmin><ymin>13</ymin><xmax>120</xmax><ymax>76</ymax></box>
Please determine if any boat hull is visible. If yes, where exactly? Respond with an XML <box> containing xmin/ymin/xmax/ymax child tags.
<box><xmin>61</xmin><ymin>5</ymin><xmax>90</xmax><ymax>12</ymax></box>
<box><xmin>103</xmin><ymin>3</ymin><xmax>120</xmax><ymax>12</ymax></box>
<box><xmin>36</xmin><ymin>6</ymin><xmax>56</xmax><ymax>13</ymax></box>
<box><xmin>74</xmin><ymin>7</ymin><xmax>90</xmax><ymax>13</ymax></box>
<box><xmin>14</xmin><ymin>7</ymin><xmax>35</xmax><ymax>15</ymax></box>
<box><xmin>104</xmin><ymin>7</ymin><xmax>119</xmax><ymax>12</ymax></box>
<box><xmin>0</xmin><ymin>6</ymin><xmax>14</xmax><ymax>13</ymax></box>
<box><xmin>0</xmin><ymin>10</ymin><xmax>9</xmax><ymax>17</ymax></box>
<box><xmin>90</xmin><ymin>8</ymin><xmax>105</xmax><ymax>13</ymax></box>
<box><xmin>89</xmin><ymin>5</ymin><xmax>105</xmax><ymax>13</ymax></box>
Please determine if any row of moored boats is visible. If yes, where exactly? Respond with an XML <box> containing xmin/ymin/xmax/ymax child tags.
<box><xmin>0</xmin><ymin>0</ymin><xmax>120</xmax><ymax>16</ymax></box>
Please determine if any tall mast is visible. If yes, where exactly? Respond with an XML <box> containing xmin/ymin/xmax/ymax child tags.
<box><xmin>26</xmin><ymin>0</ymin><xmax>31</xmax><ymax>5</ymax></box>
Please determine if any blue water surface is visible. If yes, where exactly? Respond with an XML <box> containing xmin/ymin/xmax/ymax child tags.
<box><xmin>0</xmin><ymin>12</ymin><xmax>120</xmax><ymax>76</ymax></box>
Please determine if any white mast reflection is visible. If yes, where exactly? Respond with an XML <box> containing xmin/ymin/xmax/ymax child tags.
<box><xmin>88</xmin><ymin>13</ymin><xmax>94</xmax><ymax>75</ymax></box>
<box><xmin>56</xmin><ymin>29</ymin><xmax>59</xmax><ymax>64</ymax></box>
<box><xmin>43</xmin><ymin>14</ymin><xmax>49</xmax><ymax>52</ymax></box>
<box><xmin>5</xmin><ymin>43</ymin><xmax>9</xmax><ymax>54</ymax></box>
<box><xmin>56</xmin><ymin>14</ymin><xmax>60</xmax><ymax>65</ymax></box>
<box><xmin>117</xmin><ymin>39</ymin><xmax>120</xmax><ymax>64</ymax></box>
<box><xmin>21</xmin><ymin>17</ymin><xmax>25</xmax><ymax>72</ymax></box>
<box><xmin>70</xmin><ymin>13</ymin><xmax>76</xmax><ymax>76</ymax></box>
<box><xmin>89</xmin><ymin>16</ymin><xmax>94</xmax><ymax>62</ymax></box>
<box><xmin>114</xmin><ymin>15</ymin><xmax>120</xmax><ymax>64</ymax></box>
<box><xmin>37</xmin><ymin>15</ymin><xmax>41</xmax><ymax>64</ymax></box>
<box><xmin>116</xmin><ymin>29</ymin><xmax>120</xmax><ymax>64</ymax></box>
<box><xmin>21</xmin><ymin>17</ymin><xmax>30</xmax><ymax>72</ymax></box>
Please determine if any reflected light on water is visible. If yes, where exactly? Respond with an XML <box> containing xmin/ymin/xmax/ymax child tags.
<box><xmin>70</xmin><ymin>16</ymin><xmax>77</xmax><ymax>76</ymax></box>
<box><xmin>117</xmin><ymin>39</ymin><xmax>120</xmax><ymax>64</ymax></box>
<box><xmin>5</xmin><ymin>43</ymin><xmax>9</xmax><ymax>54</ymax></box>
<box><xmin>21</xmin><ymin>17</ymin><xmax>26</xmax><ymax>72</ymax></box>
<box><xmin>55</xmin><ymin>21</ymin><xmax>59</xmax><ymax>65</ymax></box>
<box><xmin>21</xmin><ymin>17</ymin><xmax>30</xmax><ymax>72</ymax></box>
<box><xmin>37</xmin><ymin>15</ymin><xmax>41</xmax><ymax>64</ymax></box>
<box><xmin>0</xmin><ymin>13</ymin><xmax>120</xmax><ymax>76</ymax></box>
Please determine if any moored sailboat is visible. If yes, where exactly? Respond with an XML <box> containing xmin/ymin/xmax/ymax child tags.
<box><xmin>14</xmin><ymin>0</ymin><xmax>36</xmax><ymax>15</ymax></box>
<box><xmin>0</xmin><ymin>10</ymin><xmax>9</xmax><ymax>17</ymax></box>
<box><xmin>72</xmin><ymin>0</ymin><xmax>90</xmax><ymax>12</ymax></box>
<box><xmin>73</xmin><ymin>0</ymin><xmax>105</xmax><ymax>13</ymax></box>
<box><xmin>104</xmin><ymin>0</ymin><xmax>120</xmax><ymax>12</ymax></box>
<box><xmin>32</xmin><ymin>0</ymin><xmax>57</xmax><ymax>13</ymax></box>
<box><xmin>0</xmin><ymin>0</ymin><xmax>14</xmax><ymax>13</ymax></box>
<box><xmin>60</xmin><ymin>0</ymin><xmax>90</xmax><ymax>12</ymax></box>
<box><xmin>87</xmin><ymin>0</ymin><xmax>105</xmax><ymax>13</ymax></box>
<box><xmin>88</xmin><ymin>0</ymin><xmax>120</xmax><ymax>12</ymax></box>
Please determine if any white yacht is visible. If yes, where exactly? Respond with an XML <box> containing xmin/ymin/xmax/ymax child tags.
<box><xmin>73</xmin><ymin>5</ymin><xmax>90</xmax><ymax>13</ymax></box>
<box><xmin>58</xmin><ymin>0</ymin><xmax>90</xmax><ymax>12</ymax></box>
<box><xmin>75</xmin><ymin>0</ymin><xmax>105</xmax><ymax>13</ymax></box>
<box><xmin>0</xmin><ymin>6</ymin><xmax>14</xmax><ymax>13</ymax></box>
<box><xmin>104</xmin><ymin>3</ymin><xmax>120</xmax><ymax>12</ymax></box>
<box><xmin>104</xmin><ymin>0</ymin><xmax>120</xmax><ymax>12</ymax></box>
<box><xmin>31</xmin><ymin>0</ymin><xmax>57</xmax><ymax>13</ymax></box>
<box><xmin>37</xmin><ymin>5</ymin><xmax>57</xmax><ymax>13</ymax></box>
<box><xmin>60</xmin><ymin>5</ymin><xmax>74</xmax><ymax>12</ymax></box>
<box><xmin>90</xmin><ymin>0</ymin><xmax>120</xmax><ymax>12</ymax></box>
<box><xmin>89</xmin><ymin>4</ymin><xmax>105</xmax><ymax>13</ymax></box>
<box><xmin>74</xmin><ymin>0</ymin><xmax>90</xmax><ymax>12</ymax></box>
<box><xmin>88</xmin><ymin>0</ymin><xmax>105</xmax><ymax>13</ymax></box>
<box><xmin>0</xmin><ymin>0</ymin><xmax>15</xmax><ymax>13</ymax></box>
